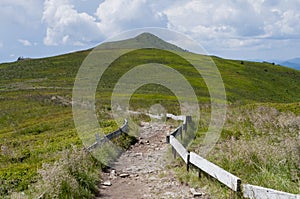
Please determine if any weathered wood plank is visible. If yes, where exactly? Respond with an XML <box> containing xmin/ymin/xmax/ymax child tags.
<box><xmin>106</xmin><ymin>129</ymin><xmax>117</xmax><ymax>139</ymax></box>
<box><xmin>166</xmin><ymin>113</ymin><xmax>186</xmax><ymax>122</ymax></box>
<box><xmin>169</xmin><ymin>135</ymin><xmax>188</xmax><ymax>163</ymax></box>
<box><xmin>170</xmin><ymin>125</ymin><xmax>183</xmax><ymax>137</ymax></box>
<box><xmin>87</xmin><ymin>119</ymin><xmax>128</xmax><ymax>151</ymax></box>
<box><xmin>189</xmin><ymin>152</ymin><xmax>241</xmax><ymax>192</ymax></box>
<box><xmin>243</xmin><ymin>184</ymin><xmax>300</xmax><ymax>199</ymax></box>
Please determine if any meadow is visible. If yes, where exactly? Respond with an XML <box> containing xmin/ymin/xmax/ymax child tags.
<box><xmin>0</xmin><ymin>33</ymin><xmax>299</xmax><ymax>198</ymax></box>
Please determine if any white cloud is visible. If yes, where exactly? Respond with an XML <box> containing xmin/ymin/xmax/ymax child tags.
<box><xmin>164</xmin><ymin>1</ymin><xmax>264</xmax><ymax>42</ymax></box>
<box><xmin>95</xmin><ymin>0</ymin><xmax>168</xmax><ymax>36</ymax></box>
<box><xmin>18</xmin><ymin>39</ymin><xmax>32</xmax><ymax>46</ymax></box>
<box><xmin>42</xmin><ymin>0</ymin><xmax>169</xmax><ymax>46</ymax></box>
<box><xmin>42</xmin><ymin>0</ymin><xmax>103</xmax><ymax>46</ymax></box>
<box><xmin>161</xmin><ymin>0</ymin><xmax>300</xmax><ymax>59</ymax></box>
<box><xmin>1</xmin><ymin>0</ymin><xmax>300</xmax><ymax>62</ymax></box>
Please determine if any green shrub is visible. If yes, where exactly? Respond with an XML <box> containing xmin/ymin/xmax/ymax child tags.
<box><xmin>28</xmin><ymin>146</ymin><xmax>100</xmax><ymax>199</ymax></box>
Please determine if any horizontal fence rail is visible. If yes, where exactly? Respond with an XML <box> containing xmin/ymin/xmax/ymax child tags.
<box><xmin>166</xmin><ymin>113</ymin><xmax>186</xmax><ymax>123</ymax></box>
<box><xmin>166</xmin><ymin>114</ymin><xmax>300</xmax><ymax>199</ymax></box>
<box><xmin>169</xmin><ymin>135</ymin><xmax>189</xmax><ymax>164</ymax></box>
<box><xmin>243</xmin><ymin>184</ymin><xmax>300</xmax><ymax>199</ymax></box>
<box><xmin>86</xmin><ymin>119</ymin><xmax>128</xmax><ymax>151</ymax></box>
<box><xmin>190</xmin><ymin>152</ymin><xmax>241</xmax><ymax>192</ymax></box>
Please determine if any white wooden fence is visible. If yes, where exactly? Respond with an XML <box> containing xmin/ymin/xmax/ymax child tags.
<box><xmin>189</xmin><ymin>152</ymin><xmax>241</xmax><ymax>192</ymax></box>
<box><xmin>86</xmin><ymin>114</ymin><xmax>299</xmax><ymax>198</ymax></box>
<box><xmin>166</xmin><ymin>115</ymin><xmax>300</xmax><ymax>199</ymax></box>
<box><xmin>243</xmin><ymin>184</ymin><xmax>300</xmax><ymax>199</ymax></box>
<box><xmin>86</xmin><ymin>119</ymin><xmax>128</xmax><ymax>151</ymax></box>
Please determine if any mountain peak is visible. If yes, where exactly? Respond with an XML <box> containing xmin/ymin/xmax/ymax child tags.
<box><xmin>133</xmin><ymin>32</ymin><xmax>185</xmax><ymax>52</ymax></box>
<box><xmin>134</xmin><ymin>32</ymin><xmax>161</xmax><ymax>41</ymax></box>
<box><xmin>100</xmin><ymin>32</ymin><xmax>186</xmax><ymax>52</ymax></box>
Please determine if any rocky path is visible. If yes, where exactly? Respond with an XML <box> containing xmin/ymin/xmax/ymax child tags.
<box><xmin>97</xmin><ymin>122</ymin><xmax>209</xmax><ymax>199</ymax></box>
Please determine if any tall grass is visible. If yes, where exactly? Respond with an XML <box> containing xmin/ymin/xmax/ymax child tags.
<box><xmin>178</xmin><ymin>104</ymin><xmax>300</xmax><ymax>198</ymax></box>
<box><xmin>9</xmin><ymin>146</ymin><xmax>100</xmax><ymax>199</ymax></box>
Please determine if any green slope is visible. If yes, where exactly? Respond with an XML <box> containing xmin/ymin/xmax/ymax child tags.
<box><xmin>0</xmin><ymin>33</ymin><xmax>299</xmax><ymax>197</ymax></box>
<box><xmin>1</xmin><ymin>34</ymin><xmax>299</xmax><ymax>104</ymax></box>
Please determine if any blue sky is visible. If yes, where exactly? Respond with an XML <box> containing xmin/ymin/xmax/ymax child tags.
<box><xmin>1</xmin><ymin>0</ymin><xmax>300</xmax><ymax>63</ymax></box>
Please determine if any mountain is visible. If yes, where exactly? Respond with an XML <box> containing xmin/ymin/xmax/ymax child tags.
<box><xmin>1</xmin><ymin>32</ymin><xmax>300</xmax><ymax>103</ymax></box>
<box><xmin>101</xmin><ymin>32</ymin><xmax>186</xmax><ymax>52</ymax></box>
<box><xmin>280</xmin><ymin>58</ymin><xmax>300</xmax><ymax>70</ymax></box>
<box><xmin>1</xmin><ymin>32</ymin><xmax>300</xmax><ymax>198</ymax></box>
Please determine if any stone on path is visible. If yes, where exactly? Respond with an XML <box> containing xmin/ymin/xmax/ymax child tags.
<box><xmin>190</xmin><ymin>188</ymin><xmax>204</xmax><ymax>197</ymax></box>
<box><xmin>119</xmin><ymin>173</ymin><xmax>130</xmax><ymax>178</ymax></box>
<box><xmin>102</xmin><ymin>181</ymin><xmax>112</xmax><ymax>186</ymax></box>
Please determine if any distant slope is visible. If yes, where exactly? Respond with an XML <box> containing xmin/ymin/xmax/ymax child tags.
<box><xmin>281</xmin><ymin>58</ymin><xmax>300</xmax><ymax>70</ymax></box>
<box><xmin>1</xmin><ymin>33</ymin><xmax>300</xmax><ymax>104</ymax></box>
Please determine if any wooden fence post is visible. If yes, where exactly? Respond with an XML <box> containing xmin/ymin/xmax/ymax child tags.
<box><xmin>180</xmin><ymin>126</ymin><xmax>183</xmax><ymax>140</ymax></box>
<box><xmin>95</xmin><ymin>133</ymin><xmax>100</xmax><ymax>143</ymax></box>
<box><xmin>187</xmin><ymin>151</ymin><xmax>190</xmax><ymax>172</ymax></box>
<box><xmin>172</xmin><ymin>147</ymin><xmax>176</xmax><ymax>159</ymax></box>
<box><xmin>237</xmin><ymin>179</ymin><xmax>241</xmax><ymax>193</ymax></box>
<box><xmin>186</xmin><ymin>116</ymin><xmax>192</xmax><ymax>124</ymax></box>
<box><xmin>198</xmin><ymin>169</ymin><xmax>202</xmax><ymax>178</ymax></box>
<box><xmin>166</xmin><ymin>135</ymin><xmax>170</xmax><ymax>143</ymax></box>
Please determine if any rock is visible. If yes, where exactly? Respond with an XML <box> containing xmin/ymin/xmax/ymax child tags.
<box><xmin>109</xmin><ymin>170</ymin><xmax>117</xmax><ymax>179</ymax></box>
<box><xmin>119</xmin><ymin>173</ymin><xmax>130</xmax><ymax>178</ymax></box>
<box><xmin>139</xmin><ymin>140</ymin><xmax>144</xmax><ymax>145</ymax></box>
<box><xmin>102</xmin><ymin>181</ymin><xmax>112</xmax><ymax>186</ymax></box>
<box><xmin>164</xmin><ymin>192</ymin><xmax>176</xmax><ymax>197</ymax></box>
<box><xmin>125</xmin><ymin>168</ymin><xmax>132</xmax><ymax>172</ymax></box>
<box><xmin>149</xmin><ymin>176</ymin><xmax>157</xmax><ymax>181</ymax></box>
<box><xmin>190</xmin><ymin>188</ymin><xmax>204</xmax><ymax>197</ymax></box>
<box><xmin>133</xmin><ymin>152</ymin><xmax>143</xmax><ymax>157</ymax></box>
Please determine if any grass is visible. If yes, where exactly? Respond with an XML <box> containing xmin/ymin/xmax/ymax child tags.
<box><xmin>0</xmin><ymin>33</ymin><xmax>300</xmax><ymax>198</ymax></box>
<box><xmin>184</xmin><ymin>103</ymin><xmax>300</xmax><ymax>198</ymax></box>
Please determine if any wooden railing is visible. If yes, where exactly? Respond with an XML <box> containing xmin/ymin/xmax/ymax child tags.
<box><xmin>86</xmin><ymin>114</ymin><xmax>299</xmax><ymax>198</ymax></box>
<box><xmin>166</xmin><ymin>114</ymin><xmax>300</xmax><ymax>199</ymax></box>
<box><xmin>86</xmin><ymin>119</ymin><xmax>128</xmax><ymax>151</ymax></box>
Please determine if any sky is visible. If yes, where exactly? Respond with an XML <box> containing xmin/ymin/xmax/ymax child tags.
<box><xmin>1</xmin><ymin>0</ymin><xmax>300</xmax><ymax>63</ymax></box>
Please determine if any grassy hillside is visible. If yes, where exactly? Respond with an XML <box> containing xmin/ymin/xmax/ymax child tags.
<box><xmin>0</xmin><ymin>33</ymin><xmax>299</xmax><ymax>198</ymax></box>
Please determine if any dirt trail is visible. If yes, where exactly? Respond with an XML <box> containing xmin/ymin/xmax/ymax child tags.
<box><xmin>97</xmin><ymin>122</ymin><xmax>208</xmax><ymax>199</ymax></box>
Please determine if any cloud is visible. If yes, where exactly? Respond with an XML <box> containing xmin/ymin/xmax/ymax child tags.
<box><xmin>18</xmin><ymin>39</ymin><xmax>32</xmax><ymax>46</ymax></box>
<box><xmin>95</xmin><ymin>0</ymin><xmax>168</xmax><ymax>36</ymax></box>
<box><xmin>0</xmin><ymin>42</ymin><xmax>3</xmax><ymax>48</ymax></box>
<box><xmin>42</xmin><ymin>0</ymin><xmax>169</xmax><ymax>46</ymax></box>
<box><xmin>2</xmin><ymin>0</ymin><xmax>300</xmax><ymax>62</ymax></box>
<box><xmin>42</xmin><ymin>0</ymin><xmax>103</xmax><ymax>46</ymax></box>
<box><xmin>164</xmin><ymin>0</ymin><xmax>300</xmax><ymax>41</ymax></box>
<box><xmin>164</xmin><ymin>1</ymin><xmax>264</xmax><ymax>41</ymax></box>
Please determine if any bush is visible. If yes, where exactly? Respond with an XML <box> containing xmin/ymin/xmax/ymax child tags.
<box><xmin>29</xmin><ymin>146</ymin><xmax>100</xmax><ymax>199</ymax></box>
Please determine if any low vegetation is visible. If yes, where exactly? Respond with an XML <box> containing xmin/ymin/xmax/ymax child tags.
<box><xmin>174</xmin><ymin>103</ymin><xmax>300</xmax><ymax>198</ymax></box>
<box><xmin>1</xmin><ymin>34</ymin><xmax>299</xmax><ymax>198</ymax></box>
